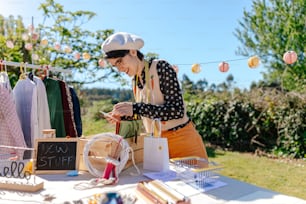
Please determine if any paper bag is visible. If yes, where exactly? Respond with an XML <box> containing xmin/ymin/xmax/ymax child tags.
<box><xmin>143</xmin><ymin>119</ymin><xmax>169</xmax><ymax>172</ymax></box>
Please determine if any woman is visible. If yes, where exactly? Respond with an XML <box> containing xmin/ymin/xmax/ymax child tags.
<box><xmin>101</xmin><ymin>32</ymin><xmax>208</xmax><ymax>159</ymax></box>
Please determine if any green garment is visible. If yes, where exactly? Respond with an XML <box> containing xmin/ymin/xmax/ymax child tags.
<box><xmin>43</xmin><ymin>78</ymin><xmax>66</xmax><ymax>137</ymax></box>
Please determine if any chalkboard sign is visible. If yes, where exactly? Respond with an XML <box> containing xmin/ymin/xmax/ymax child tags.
<box><xmin>34</xmin><ymin>138</ymin><xmax>79</xmax><ymax>174</ymax></box>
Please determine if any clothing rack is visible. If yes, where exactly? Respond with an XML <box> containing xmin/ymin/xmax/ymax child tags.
<box><xmin>0</xmin><ymin>60</ymin><xmax>72</xmax><ymax>74</ymax></box>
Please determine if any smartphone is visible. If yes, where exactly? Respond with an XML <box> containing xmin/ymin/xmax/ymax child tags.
<box><xmin>100</xmin><ymin>111</ymin><xmax>119</xmax><ymax>121</ymax></box>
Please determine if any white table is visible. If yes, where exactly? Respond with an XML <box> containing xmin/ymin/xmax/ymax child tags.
<box><xmin>0</xmin><ymin>165</ymin><xmax>305</xmax><ymax>204</ymax></box>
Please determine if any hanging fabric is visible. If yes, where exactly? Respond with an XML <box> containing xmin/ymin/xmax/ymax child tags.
<box><xmin>58</xmin><ymin>79</ymin><xmax>78</xmax><ymax>137</ymax></box>
<box><xmin>0</xmin><ymin>71</ymin><xmax>27</xmax><ymax>159</ymax></box>
<box><xmin>69</xmin><ymin>86</ymin><xmax>83</xmax><ymax>137</ymax></box>
<box><xmin>43</xmin><ymin>77</ymin><xmax>66</xmax><ymax>137</ymax></box>
<box><xmin>33</xmin><ymin>75</ymin><xmax>51</xmax><ymax>137</ymax></box>
<box><xmin>1</xmin><ymin>60</ymin><xmax>81</xmax><ymax>139</ymax></box>
<box><xmin>13</xmin><ymin>65</ymin><xmax>37</xmax><ymax>159</ymax></box>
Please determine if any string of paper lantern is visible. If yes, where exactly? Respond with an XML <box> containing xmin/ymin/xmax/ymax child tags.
<box><xmin>185</xmin><ymin>50</ymin><xmax>298</xmax><ymax>74</ymax></box>
<box><xmin>4</xmin><ymin>24</ymin><xmax>98</xmax><ymax>63</ymax></box>
<box><xmin>188</xmin><ymin>57</ymin><xmax>257</xmax><ymax>74</ymax></box>
<box><xmin>3</xmin><ymin>26</ymin><xmax>298</xmax><ymax>72</ymax></box>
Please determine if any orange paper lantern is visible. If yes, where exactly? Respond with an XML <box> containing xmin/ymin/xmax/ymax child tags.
<box><xmin>40</xmin><ymin>38</ymin><xmax>49</xmax><ymax>46</ymax></box>
<box><xmin>218</xmin><ymin>62</ymin><xmax>229</xmax><ymax>72</ymax></box>
<box><xmin>64</xmin><ymin>46</ymin><xmax>72</xmax><ymax>53</ymax></box>
<box><xmin>248</xmin><ymin>56</ymin><xmax>260</xmax><ymax>68</ymax></box>
<box><xmin>283</xmin><ymin>51</ymin><xmax>298</xmax><ymax>64</ymax></box>
<box><xmin>82</xmin><ymin>52</ymin><xmax>91</xmax><ymax>60</ymax></box>
<box><xmin>191</xmin><ymin>63</ymin><xmax>201</xmax><ymax>73</ymax></box>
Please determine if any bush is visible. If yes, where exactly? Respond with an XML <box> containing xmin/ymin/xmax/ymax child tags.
<box><xmin>187</xmin><ymin>88</ymin><xmax>306</xmax><ymax>158</ymax></box>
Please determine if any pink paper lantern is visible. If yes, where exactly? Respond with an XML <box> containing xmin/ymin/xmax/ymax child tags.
<box><xmin>28</xmin><ymin>24</ymin><xmax>34</xmax><ymax>32</ymax></box>
<box><xmin>32</xmin><ymin>53</ymin><xmax>39</xmax><ymax>61</ymax></box>
<box><xmin>74</xmin><ymin>52</ymin><xmax>81</xmax><ymax>60</ymax></box>
<box><xmin>22</xmin><ymin>33</ymin><xmax>29</xmax><ymax>41</ymax></box>
<box><xmin>54</xmin><ymin>42</ymin><xmax>61</xmax><ymax>51</ymax></box>
<box><xmin>172</xmin><ymin>64</ymin><xmax>179</xmax><ymax>73</ymax></box>
<box><xmin>218</xmin><ymin>62</ymin><xmax>229</xmax><ymax>72</ymax></box>
<box><xmin>283</xmin><ymin>51</ymin><xmax>298</xmax><ymax>64</ymax></box>
<box><xmin>6</xmin><ymin>40</ymin><xmax>14</xmax><ymax>49</ymax></box>
<box><xmin>25</xmin><ymin>43</ymin><xmax>33</xmax><ymax>51</ymax></box>
<box><xmin>31</xmin><ymin>32</ymin><xmax>39</xmax><ymax>41</ymax></box>
<box><xmin>98</xmin><ymin>59</ymin><xmax>105</xmax><ymax>67</ymax></box>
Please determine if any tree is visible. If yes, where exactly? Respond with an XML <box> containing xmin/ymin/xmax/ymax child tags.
<box><xmin>195</xmin><ymin>78</ymin><xmax>208</xmax><ymax>92</ymax></box>
<box><xmin>226</xmin><ymin>74</ymin><xmax>235</xmax><ymax>91</ymax></box>
<box><xmin>234</xmin><ymin>0</ymin><xmax>305</xmax><ymax>92</ymax></box>
<box><xmin>0</xmin><ymin>0</ymin><xmax>117</xmax><ymax>87</ymax></box>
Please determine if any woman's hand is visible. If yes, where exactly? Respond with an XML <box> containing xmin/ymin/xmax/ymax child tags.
<box><xmin>100</xmin><ymin>111</ymin><xmax>120</xmax><ymax>124</ymax></box>
<box><xmin>113</xmin><ymin>102</ymin><xmax>133</xmax><ymax>117</ymax></box>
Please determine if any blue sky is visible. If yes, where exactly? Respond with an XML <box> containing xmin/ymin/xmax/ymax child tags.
<box><xmin>0</xmin><ymin>0</ymin><xmax>264</xmax><ymax>89</ymax></box>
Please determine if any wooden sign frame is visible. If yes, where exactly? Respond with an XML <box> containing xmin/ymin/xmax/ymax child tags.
<box><xmin>34</xmin><ymin>138</ymin><xmax>79</xmax><ymax>174</ymax></box>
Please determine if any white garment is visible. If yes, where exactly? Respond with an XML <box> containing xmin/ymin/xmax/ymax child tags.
<box><xmin>13</xmin><ymin>77</ymin><xmax>37</xmax><ymax>148</ymax></box>
<box><xmin>33</xmin><ymin>76</ymin><xmax>51</xmax><ymax>138</ymax></box>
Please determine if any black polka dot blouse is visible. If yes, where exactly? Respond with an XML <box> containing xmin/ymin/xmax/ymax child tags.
<box><xmin>132</xmin><ymin>60</ymin><xmax>185</xmax><ymax>121</ymax></box>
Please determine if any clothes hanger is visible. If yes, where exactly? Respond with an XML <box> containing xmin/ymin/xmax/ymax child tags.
<box><xmin>29</xmin><ymin>62</ymin><xmax>35</xmax><ymax>81</ymax></box>
<box><xmin>24</xmin><ymin>62</ymin><xmax>35</xmax><ymax>81</ymax></box>
<box><xmin>19</xmin><ymin>62</ymin><xmax>27</xmax><ymax>80</ymax></box>
<box><xmin>46</xmin><ymin>65</ymin><xmax>50</xmax><ymax>78</ymax></box>
<box><xmin>37</xmin><ymin>65</ymin><xmax>45</xmax><ymax>80</ymax></box>
<box><xmin>28</xmin><ymin>63</ymin><xmax>34</xmax><ymax>81</ymax></box>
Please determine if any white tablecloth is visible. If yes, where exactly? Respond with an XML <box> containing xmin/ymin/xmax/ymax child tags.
<box><xmin>0</xmin><ymin>164</ymin><xmax>305</xmax><ymax>204</ymax></box>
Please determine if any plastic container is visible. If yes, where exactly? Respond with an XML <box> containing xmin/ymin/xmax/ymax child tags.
<box><xmin>170</xmin><ymin>156</ymin><xmax>222</xmax><ymax>188</ymax></box>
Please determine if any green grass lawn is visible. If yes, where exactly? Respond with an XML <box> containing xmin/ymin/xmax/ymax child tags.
<box><xmin>208</xmin><ymin>148</ymin><xmax>306</xmax><ymax>200</ymax></box>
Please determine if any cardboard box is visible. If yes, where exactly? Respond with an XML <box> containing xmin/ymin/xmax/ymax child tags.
<box><xmin>78</xmin><ymin>134</ymin><xmax>144</xmax><ymax>172</ymax></box>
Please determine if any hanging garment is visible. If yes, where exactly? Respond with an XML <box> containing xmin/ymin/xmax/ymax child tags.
<box><xmin>58</xmin><ymin>80</ymin><xmax>77</xmax><ymax>137</ymax></box>
<box><xmin>0</xmin><ymin>86</ymin><xmax>27</xmax><ymax>159</ymax></box>
<box><xmin>0</xmin><ymin>85</ymin><xmax>27</xmax><ymax>159</ymax></box>
<box><xmin>13</xmin><ymin>77</ymin><xmax>37</xmax><ymax>151</ymax></box>
<box><xmin>33</xmin><ymin>76</ymin><xmax>51</xmax><ymax>137</ymax></box>
<box><xmin>43</xmin><ymin>78</ymin><xmax>66</xmax><ymax>137</ymax></box>
<box><xmin>69</xmin><ymin>86</ymin><xmax>83</xmax><ymax>137</ymax></box>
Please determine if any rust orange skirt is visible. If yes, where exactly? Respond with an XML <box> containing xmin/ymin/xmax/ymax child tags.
<box><xmin>161</xmin><ymin>121</ymin><xmax>208</xmax><ymax>159</ymax></box>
